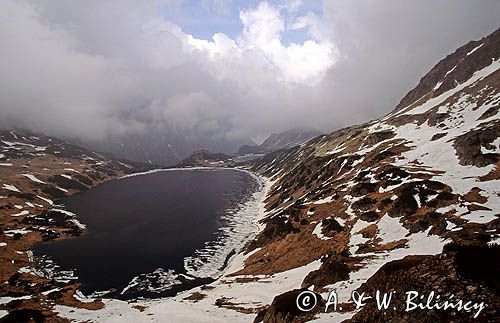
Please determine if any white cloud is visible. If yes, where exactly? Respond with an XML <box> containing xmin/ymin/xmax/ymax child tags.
<box><xmin>0</xmin><ymin>0</ymin><xmax>499</xmax><ymax>146</ymax></box>
<box><xmin>177</xmin><ymin>1</ymin><xmax>337</xmax><ymax>85</ymax></box>
<box><xmin>285</xmin><ymin>0</ymin><xmax>303</xmax><ymax>13</ymax></box>
<box><xmin>237</xmin><ymin>1</ymin><xmax>337</xmax><ymax>85</ymax></box>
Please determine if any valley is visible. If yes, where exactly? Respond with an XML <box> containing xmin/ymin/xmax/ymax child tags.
<box><xmin>0</xmin><ymin>21</ymin><xmax>499</xmax><ymax>323</ymax></box>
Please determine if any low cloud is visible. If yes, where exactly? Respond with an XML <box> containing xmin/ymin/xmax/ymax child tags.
<box><xmin>0</xmin><ymin>0</ymin><xmax>498</xmax><ymax>143</ymax></box>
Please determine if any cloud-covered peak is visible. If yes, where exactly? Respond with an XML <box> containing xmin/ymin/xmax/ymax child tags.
<box><xmin>0</xmin><ymin>0</ymin><xmax>499</xmax><ymax>145</ymax></box>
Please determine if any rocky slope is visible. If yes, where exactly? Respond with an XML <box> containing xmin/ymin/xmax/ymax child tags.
<box><xmin>0</xmin><ymin>129</ymin><xmax>152</xmax><ymax>321</ymax></box>
<box><xmin>244</xmin><ymin>28</ymin><xmax>500</xmax><ymax>322</ymax></box>
<box><xmin>5</xmin><ymin>29</ymin><xmax>499</xmax><ymax>323</ymax></box>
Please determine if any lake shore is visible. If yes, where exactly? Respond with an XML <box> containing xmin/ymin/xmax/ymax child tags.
<box><xmin>53</xmin><ymin>168</ymin><xmax>276</xmax><ymax>322</ymax></box>
<box><xmin>32</xmin><ymin>167</ymin><xmax>266</xmax><ymax>299</ymax></box>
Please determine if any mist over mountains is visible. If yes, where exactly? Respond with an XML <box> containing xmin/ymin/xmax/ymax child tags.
<box><xmin>0</xmin><ymin>1</ymin><xmax>499</xmax><ymax>321</ymax></box>
<box><xmin>238</xmin><ymin>128</ymin><xmax>322</xmax><ymax>155</ymax></box>
<box><xmin>81</xmin><ymin>130</ymin><xmax>256</xmax><ymax>166</ymax></box>
<box><xmin>1</xmin><ymin>0</ymin><xmax>499</xmax><ymax>158</ymax></box>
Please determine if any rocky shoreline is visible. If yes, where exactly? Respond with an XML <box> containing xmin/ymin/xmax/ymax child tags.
<box><xmin>0</xmin><ymin>130</ymin><xmax>153</xmax><ymax>321</ymax></box>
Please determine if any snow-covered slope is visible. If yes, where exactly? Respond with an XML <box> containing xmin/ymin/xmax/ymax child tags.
<box><xmin>245</xmin><ymin>28</ymin><xmax>500</xmax><ymax>322</ymax></box>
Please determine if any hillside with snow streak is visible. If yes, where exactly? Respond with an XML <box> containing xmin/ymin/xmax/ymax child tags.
<box><xmin>52</xmin><ymin>29</ymin><xmax>500</xmax><ymax>322</ymax></box>
<box><xmin>246</xmin><ymin>27</ymin><xmax>500</xmax><ymax>322</ymax></box>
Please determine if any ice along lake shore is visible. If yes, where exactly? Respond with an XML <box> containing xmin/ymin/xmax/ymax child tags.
<box><xmin>33</xmin><ymin>167</ymin><xmax>268</xmax><ymax>300</ymax></box>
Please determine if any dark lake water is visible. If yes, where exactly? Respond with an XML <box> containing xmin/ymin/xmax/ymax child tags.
<box><xmin>33</xmin><ymin>168</ymin><xmax>260</xmax><ymax>299</ymax></box>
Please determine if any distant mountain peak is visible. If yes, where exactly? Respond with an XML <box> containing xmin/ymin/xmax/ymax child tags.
<box><xmin>238</xmin><ymin>128</ymin><xmax>323</xmax><ymax>155</ymax></box>
<box><xmin>396</xmin><ymin>28</ymin><xmax>500</xmax><ymax>111</ymax></box>
<box><xmin>247</xmin><ymin>28</ymin><xmax>500</xmax><ymax>321</ymax></box>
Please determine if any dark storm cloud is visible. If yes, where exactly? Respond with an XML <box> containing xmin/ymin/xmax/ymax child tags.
<box><xmin>313</xmin><ymin>0</ymin><xmax>500</xmax><ymax>129</ymax></box>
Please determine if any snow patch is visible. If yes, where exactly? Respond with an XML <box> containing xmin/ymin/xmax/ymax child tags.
<box><xmin>11</xmin><ymin>210</ymin><xmax>29</xmax><ymax>217</ymax></box>
<box><xmin>313</xmin><ymin>222</ymin><xmax>331</xmax><ymax>240</ymax></box>
<box><xmin>316</xmin><ymin>228</ymin><xmax>446</xmax><ymax>322</ymax></box>
<box><xmin>377</xmin><ymin>214</ymin><xmax>408</xmax><ymax>245</ymax></box>
<box><xmin>313</xmin><ymin>195</ymin><xmax>334</xmax><ymax>205</ymax></box>
<box><xmin>2</xmin><ymin>184</ymin><xmax>20</xmax><ymax>193</ymax></box>
<box><xmin>4</xmin><ymin>228</ymin><xmax>32</xmax><ymax>236</ymax></box>
<box><xmin>37</xmin><ymin>195</ymin><xmax>54</xmax><ymax>205</ymax></box>
<box><xmin>401</xmin><ymin>59</ymin><xmax>499</xmax><ymax>116</ymax></box>
<box><xmin>467</xmin><ymin>43</ymin><xmax>483</xmax><ymax>56</ymax></box>
<box><xmin>22</xmin><ymin>173</ymin><xmax>46</xmax><ymax>184</ymax></box>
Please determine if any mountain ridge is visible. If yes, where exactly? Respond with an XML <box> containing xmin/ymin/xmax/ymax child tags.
<box><xmin>244</xmin><ymin>27</ymin><xmax>500</xmax><ymax>322</ymax></box>
<box><xmin>396</xmin><ymin>28</ymin><xmax>500</xmax><ymax>111</ymax></box>
<box><xmin>1</xmin><ymin>27</ymin><xmax>499</xmax><ymax>322</ymax></box>
<box><xmin>238</xmin><ymin>129</ymin><xmax>323</xmax><ymax>155</ymax></box>
<box><xmin>80</xmin><ymin>131</ymin><xmax>255</xmax><ymax>167</ymax></box>
<box><xmin>0</xmin><ymin>129</ymin><xmax>154</xmax><ymax>321</ymax></box>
